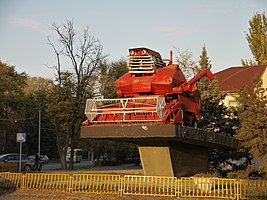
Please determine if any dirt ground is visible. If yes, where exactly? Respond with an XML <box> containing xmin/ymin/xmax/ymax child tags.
<box><xmin>0</xmin><ymin>189</ymin><xmax>179</xmax><ymax>200</ymax></box>
<box><xmin>0</xmin><ymin>189</ymin><xmax>229</xmax><ymax>200</ymax></box>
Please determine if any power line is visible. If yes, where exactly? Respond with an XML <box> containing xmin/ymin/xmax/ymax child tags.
<box><xmin>0</xmin><ymin>117</ymin><xmax>37</xmax><ymax>121</ymax></box>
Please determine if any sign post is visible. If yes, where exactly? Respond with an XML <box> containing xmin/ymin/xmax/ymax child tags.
<box><xmin>16</xmin><ymin>133</ymin><xmax>26</xmax><ymax>172</ymax></box>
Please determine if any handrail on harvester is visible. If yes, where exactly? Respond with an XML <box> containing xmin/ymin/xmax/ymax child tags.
<box><xmin>84</xmin><ymin>96</ymin><xmax>166</xmax><ymax>123</ymax></box>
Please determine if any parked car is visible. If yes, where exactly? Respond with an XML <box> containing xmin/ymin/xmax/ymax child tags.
<box><xmin>29</xmin><ymin>154</ymin><xmax>49</xmax><ymax>165</ymax></box>
<box><xmin>66</xmin><ymin>148</ymin><xmax>82</xmax><ymax>163</ymax></box>
<box><xmin>0</xmin><ymin>153</ymin><xmax>33</xmax><ymax>172</ymax></box>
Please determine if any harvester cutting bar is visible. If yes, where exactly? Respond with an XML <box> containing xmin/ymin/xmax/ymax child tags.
<box><xmin>85</xmin><ymin>96</ymin><xmax>166</xmax><ymax>124</ymax></box>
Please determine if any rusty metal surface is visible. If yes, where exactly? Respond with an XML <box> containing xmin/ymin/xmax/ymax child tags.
<box><xmin>80</xmin><ymin>124</ymin><xmax>239</xmax><ymax>149</ymax></box>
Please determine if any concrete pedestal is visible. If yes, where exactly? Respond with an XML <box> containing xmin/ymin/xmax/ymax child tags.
<box><xmin>138</xmin><ymin>142</ymin><xmax>208</xmax><ymax>177</ymax></box>
<box><xmin>139</xmin><ymin>146</ymin><xmax>174</xmax><ymax>176</ymax></box>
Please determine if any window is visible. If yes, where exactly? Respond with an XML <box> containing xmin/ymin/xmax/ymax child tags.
<box><xmin>7</xmin><ymin>155</ymin><xmax>15</xmax><ymax>161</ymax></box>
<box><xmin>15</xmin><ymin>155</ymin><xmax>20</xmax><ymax>160</ymax></box>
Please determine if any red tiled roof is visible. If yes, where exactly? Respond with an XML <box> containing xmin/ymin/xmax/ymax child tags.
<box><xmin>215</xmin><ymin>65</ymin><xmax>267</xmax><ymax>92</ymax></box>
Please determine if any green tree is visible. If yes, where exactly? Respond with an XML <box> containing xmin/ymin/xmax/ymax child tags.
<box><xmin>99</xmin><ymin>58</ymin><xmax>128</xmax><ymax>98</ymax></box>
<box><xmin>47</xmin><ymin>20</ymin><xmax>104</xmax><ymax>169</ymax></box>
<box><xmin>235</xmin><ymin>77</ymin><xmax>267</xmax><ymax>175</ymax></box>
<box><xmin>242</xmin><ymin>12</ymin><xmax>267</xmax><ymax>66</ymax></box>
<box><xmin>196</xmin><ymin>46</ymin><xmax>238</xmax><ymax>134</ymax></box>
<box><xmin>0</xmin><ymin>61</ymin><xmax>27</xmax><ymax>119</ymax></box>
<box><xmin>0</xmin><ymin>61</ymin><xmax>28</xmax><ymax>153</ymax></box>
<box><xmin>47</xmin><ymin>72</ymin><xmax>75</xmax><ymax>167</ymax></box>
<box><xmin>23</xmin><ymin>77</ymin><xmax>57</xmax><ymax>158</ymax></box>
<box><xmin>195</xmin><ymin>46</ymin><xmax>240</xmax><ymax>176</ymax></box>
<box><xmin>0</xmin><ymin>61</ymin><xmax>57</xmax><ymax>156</ymax></box>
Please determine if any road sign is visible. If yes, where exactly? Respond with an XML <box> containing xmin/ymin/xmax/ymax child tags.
<box><xmin>17</xmin><ymin>133</ymin><xmax>26</xmax><ymax>142</ymax></box>
<box><xmin>17</xmin><ymin>133</ymin><xmax>26</xmax><ymax>172</ymax></box>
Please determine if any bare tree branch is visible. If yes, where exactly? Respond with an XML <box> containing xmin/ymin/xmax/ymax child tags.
<box><xmin>47</xmin><ymin>19</ymin><xmax>105</xmax><ymax>169</ymax></box>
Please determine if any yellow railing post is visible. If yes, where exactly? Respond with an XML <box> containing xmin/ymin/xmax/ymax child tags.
<box><xmin>68</xmin><ymin>174</ymin><xmax>73</xmax><ymax>193</ymax></box>
<box><xmin>119</xmin><ymin>176</ymin><xmax>124</xmax><ymax>196</ymax></box>
<box><xmin>238</xmin><ymin>180</ymin><xmax>241</xmax><ymax>200</ymax></box>
<box><xmin>20</xmin><ymin>173</ymin><xmax>26</xmax><ymax>190</ymax></box>
<box><xmin>176</xmin><ymin>178</ymin><xmax>180</xmax><ymax>197</ymax></box>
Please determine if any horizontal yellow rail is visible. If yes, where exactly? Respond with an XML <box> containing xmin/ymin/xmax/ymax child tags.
<box><xmin>1</xmin><ymin>172</ymin><xmax>267</xmax><ymax>199</ymax></box>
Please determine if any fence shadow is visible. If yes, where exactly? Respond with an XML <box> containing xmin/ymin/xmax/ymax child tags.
<box><xmin>0</xmin><ymin>178</ymin><xmax>17</xmax><ymax>196</ymax></box>
<box><xmin>0</xmin><ymin>172</ymin><xmax>22</xmax><ymax>196</ymax></box>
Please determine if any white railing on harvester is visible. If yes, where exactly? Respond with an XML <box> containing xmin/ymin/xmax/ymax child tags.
<box><xmin>85</xmin><ymin>96</ymin><xmax>166</xmax><ymax>123</ymax></box>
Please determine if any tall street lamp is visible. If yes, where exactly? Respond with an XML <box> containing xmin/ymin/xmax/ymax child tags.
<box><xmin>38</xmin><ymin>108</ymin><xmax>41</xmax><ymax>155</ymax></box>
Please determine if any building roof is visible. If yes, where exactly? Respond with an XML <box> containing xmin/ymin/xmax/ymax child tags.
<box><xmin>215</xmin><ymin>65</ymin><xmax>267</xmax><ymax>92</ymax></box>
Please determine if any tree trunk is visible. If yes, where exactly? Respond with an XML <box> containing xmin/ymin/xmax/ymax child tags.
<box><xmin>69</xmin><ymin>140</ymin><xmax>74</xmax><ymax>170</ymax></box>
<box><xmin>59</xmin><ymin>148</ymin><xmax>67</xmax><ymax>170</ymax></box>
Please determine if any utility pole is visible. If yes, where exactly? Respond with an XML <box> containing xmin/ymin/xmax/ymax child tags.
<box><xmin>38</xmin><ymin>108</ymin><xmax>41</xmax><ymax>155</ymax></box>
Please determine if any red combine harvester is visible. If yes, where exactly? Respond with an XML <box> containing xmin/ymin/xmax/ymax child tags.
<box><xmin>83</xmin><ymin>47</ymin><xmax>214</xmax><ymax>127</ymax></box>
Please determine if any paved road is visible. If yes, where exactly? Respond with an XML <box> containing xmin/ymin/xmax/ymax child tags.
<box><xmin>42</xmin><ymin>159</ymin><xmax>93</xmax><ymax>171</ymax></box>
<box><xmin>42</xmin><ymin>160</ymin><xmax>142</xmax><ymax>174</ymax></box>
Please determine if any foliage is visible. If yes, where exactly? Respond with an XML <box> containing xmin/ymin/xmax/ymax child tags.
<box><xmin>227</xmin><ymin>165</ymin><xmax>253</xmax><ymax>179</ymax></box>
<box><xmin>195</xmin><ymin>46</ymin><xmax>241</xmax><ymax>176</ymax></box>
<box><xmin>0</xmin><ymin>61</ymin><xmax>27</xmax><ymax>119</ymax></box>
<box><xmin>235</xmin><ymin>77</ymin><xmax>267</xmax><ymax>173</ymax></box>
<box><xmin>0</xmin><ymin>61</ymin><xmax>28</xmax><ymax>153</ymax></box>
<box><xmin>193</xmin><ymin>172</ymin><xmax>217</xmax><ymax>177</ymax></box>
<box><xmin>241</xmin><ymin>59</ymin><xmax>258</xmax><ymax>66</ymax></box>
<box><xmin>22</xmin><ymin>77</ymin><xmax>56</xmax><ymax>157</ymax></box>
<box><xmin>99</xmin><ymin>58</ymin><xmax>128</xmax><ymax>98</ymax></box>
<box><xmin>195</xmin><ymin>46</ymin><xmax>238</xmax><ymax>134</ymax></box>
<box><xmin>0</xmin><ymin>61</ymin><xmax>57</xmax><ymax>157</ymax></box>
<box><xmin>242</xmin><ymin>12</ymin><xmax>267</xmax><ymax>65</ymax></box>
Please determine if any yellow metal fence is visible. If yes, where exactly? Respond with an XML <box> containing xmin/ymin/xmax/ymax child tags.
<box><xmin>71</xmin><ymin>174</ymin><xmax>121</xmax><ymax>194</ymax></box>
<box><xmin>179</xmin><ymin>177</ymin><xmax>237</xmax><ymax>199</ymax></box>
<box><xmin>0</xmin><ymin>172</ymin><xmax>267</xmax><ymax>199</ymax></box>
<box><xmin>123</xmin><ymin>175</ymin><xmax>177</xmax><ymax>196</ymax></box>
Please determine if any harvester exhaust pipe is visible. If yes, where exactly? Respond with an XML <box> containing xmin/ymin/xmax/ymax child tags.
<box><xmin>169</xmin><ymin>50</ymin><xmax>173</xmax><ymax>65</ymax></box>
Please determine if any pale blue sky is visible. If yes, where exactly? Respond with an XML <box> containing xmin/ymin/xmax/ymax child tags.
<box><xmin>0</xmin><ymin>0</ymin><xmax>266</xmax><ymax>78</ymax></box>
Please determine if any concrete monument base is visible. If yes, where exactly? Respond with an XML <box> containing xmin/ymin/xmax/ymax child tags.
<box><xmin>81</xmin><ymin>124</ymin><xmax>238</xmax><ymax>177</ymax></box>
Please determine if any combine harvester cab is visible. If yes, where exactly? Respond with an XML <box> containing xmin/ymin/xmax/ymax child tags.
<box><xmin>83</xmin><ymin>47</ymin><xmax>214</xmax><ymax>127</ymax></box>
